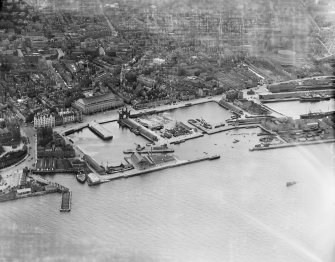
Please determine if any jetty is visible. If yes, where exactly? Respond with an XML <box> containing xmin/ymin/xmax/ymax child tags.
<box><xmin>88</xmin><ymin>121</ymin><xmax>113</xmax><ymax>140</ymax></box>
<box><xmin>60</xmin><ymin>190</ymin><xmax>71</xmax><ymax>212</ymax></box>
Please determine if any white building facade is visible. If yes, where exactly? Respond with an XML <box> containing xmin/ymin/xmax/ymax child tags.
<box><xmin>33</xmin><ymin>114</ymin><xmax>55</xmax><ymax>128</ymax></box>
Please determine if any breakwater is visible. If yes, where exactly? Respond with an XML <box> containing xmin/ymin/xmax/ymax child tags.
<box><xmin>250</xmin><ymin>138</ymin><xmax>335</xmax><ymax>151</ymax></box>
<box><xmin>95</xmin><ymin>155</ymin><xmax>220</xmax><ymax>184</ymax></box>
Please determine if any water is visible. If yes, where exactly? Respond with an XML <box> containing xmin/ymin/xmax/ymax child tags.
<box><xmin>1</xmin><ymin>102</ymin><xmax>335</xmax><ymax>262</ymax></box>
<box><xmin>266</xmin><ymin>99</ymin><xmax>335</xmax><ymax>118</ymax></box>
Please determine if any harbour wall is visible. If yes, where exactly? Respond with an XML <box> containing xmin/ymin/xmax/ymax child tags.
<box><xmin>98</xmin><ymin>155</ymin><xmax>220</xmax><ymax>184</ymax></box>
<box><xmin>250</xmin><ymin>138</ymin><xmax>335</xmax><ymax>151</ymax></box>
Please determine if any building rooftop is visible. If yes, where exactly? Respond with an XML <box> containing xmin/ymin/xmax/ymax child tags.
<box><xmin>76</xmin><ymin>93</ymin><xmax>120</xmax><ymax>106</ymax></box>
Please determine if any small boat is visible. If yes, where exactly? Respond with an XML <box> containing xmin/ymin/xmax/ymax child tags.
<box><xmin>76</xmin><ymin>171</ymin><xmax>87</xmax><ymax>184</ymax></box>
<box><xmin>233</xmin><ymin>139</ymin><xmax>240</xmax><ymax>143</ymax></box>
<box><xmin>136</xmin><ymin>144</ymin><xmax>145</xmax><ymax>151</ymax></box>
<box><xmin>286</xmin><ymin>181</ymin><xmax>297</xmax><ymax>187</ymax></box>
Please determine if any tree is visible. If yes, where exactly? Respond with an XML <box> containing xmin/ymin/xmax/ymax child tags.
<box><xmin>125</xmin><ymin>72</ymin><xmax>137</xmax><ymax>83</ymax></box>
<box><xmin>26</xmin><ymin>113</ymin><xmax>34</xmax><ymax>123</ymax></box>
<box><xmin>177</xmin><ymin>67</ymin><xmax>188</xmax><ymax>76</ymax></box>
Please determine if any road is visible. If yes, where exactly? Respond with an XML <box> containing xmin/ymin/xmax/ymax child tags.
<box><xmin>0</xmin><ymin>124</ymin><xmax>37</xmax><ymax>176</ymax></box>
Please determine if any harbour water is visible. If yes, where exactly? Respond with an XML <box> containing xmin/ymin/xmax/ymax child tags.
<box><xmin>1</xmin><ymin>102</ymin><xmax>335</xmax><ymax>262</ymax></box>
<box><xmin>266</xmin><ymin>98</ymin><xmax>335</xmax><ymax>118</ymax></box>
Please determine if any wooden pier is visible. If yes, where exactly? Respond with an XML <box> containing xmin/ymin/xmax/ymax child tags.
<box><xmin>60</xmin><ymin>191</ymin><xmax>71</xmax><ymax>212</ymax></box>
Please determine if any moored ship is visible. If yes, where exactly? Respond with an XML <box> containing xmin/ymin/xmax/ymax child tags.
<box><xmin>76</xmin><ymin>171</ymin><xmax>87</xmax><ymax>184</ymax></box>
<box><xmin>299</xmin><ymin>94</ymin><xmax>330</xmax><ymax>102</ymax></box>
<box><xmin>300</xmin><ymin>111</ymin><xmax>334</xmax><ymax>119</ymax></box>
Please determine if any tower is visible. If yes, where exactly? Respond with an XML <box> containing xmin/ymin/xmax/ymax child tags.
<box><xmin>118</xmin><ymin>107</ymin><xmax>131</xmax><ymax>121</ymax></box>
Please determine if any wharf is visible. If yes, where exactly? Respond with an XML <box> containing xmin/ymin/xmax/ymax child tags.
<box><xmin>188</xmin><ymin>121</ymin><xmax>263</xmax><ymax>135</ymax></box>
<box><xmin>60</xmin><ymin>190</ymin><xmax>71</xmax><ymax>212</ymax></box>
<box><xmin>88</xmin><ymin>121</ymin><xmax>113</xmax><ymax>140</ymax></box>
<box><xmin>125</xmin><ymin>155</ymin><xmax>219</xmax><ymax>178</ymax></box>
<box><xmin>168</xmin><ymin>132</ymin><xmax>204</xmax><ymax>144</ymax></box>
<box><xmin>95</xmin><ymin>154</ymin><xmax>221</xmax><ymax>184</ymax></box>
<box><xmin>250</xmin><ymin>138</ymin><xmax>335</xmax><ymax>151</ymax></box>
<box><xmin>119</xmin><ymin>118</ymin><xmax>159</xmax><ymax>142</ymax></box>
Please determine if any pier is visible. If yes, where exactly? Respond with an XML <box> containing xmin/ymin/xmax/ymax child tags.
<box><xmin>60</xmin><ymin>191</ymin><xmax>71</xmax><ymax>212</ymax></box>
<box><xmin>88</xmin><ymin>121</ymin><xmax>113</xmax><ymax>140</ymax></box>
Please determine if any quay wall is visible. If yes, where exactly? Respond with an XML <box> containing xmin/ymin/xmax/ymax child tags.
<box><xmin>124</xmin><ymin>157</ymin><xmax>212</xmax><ymax>178</ymax></box>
